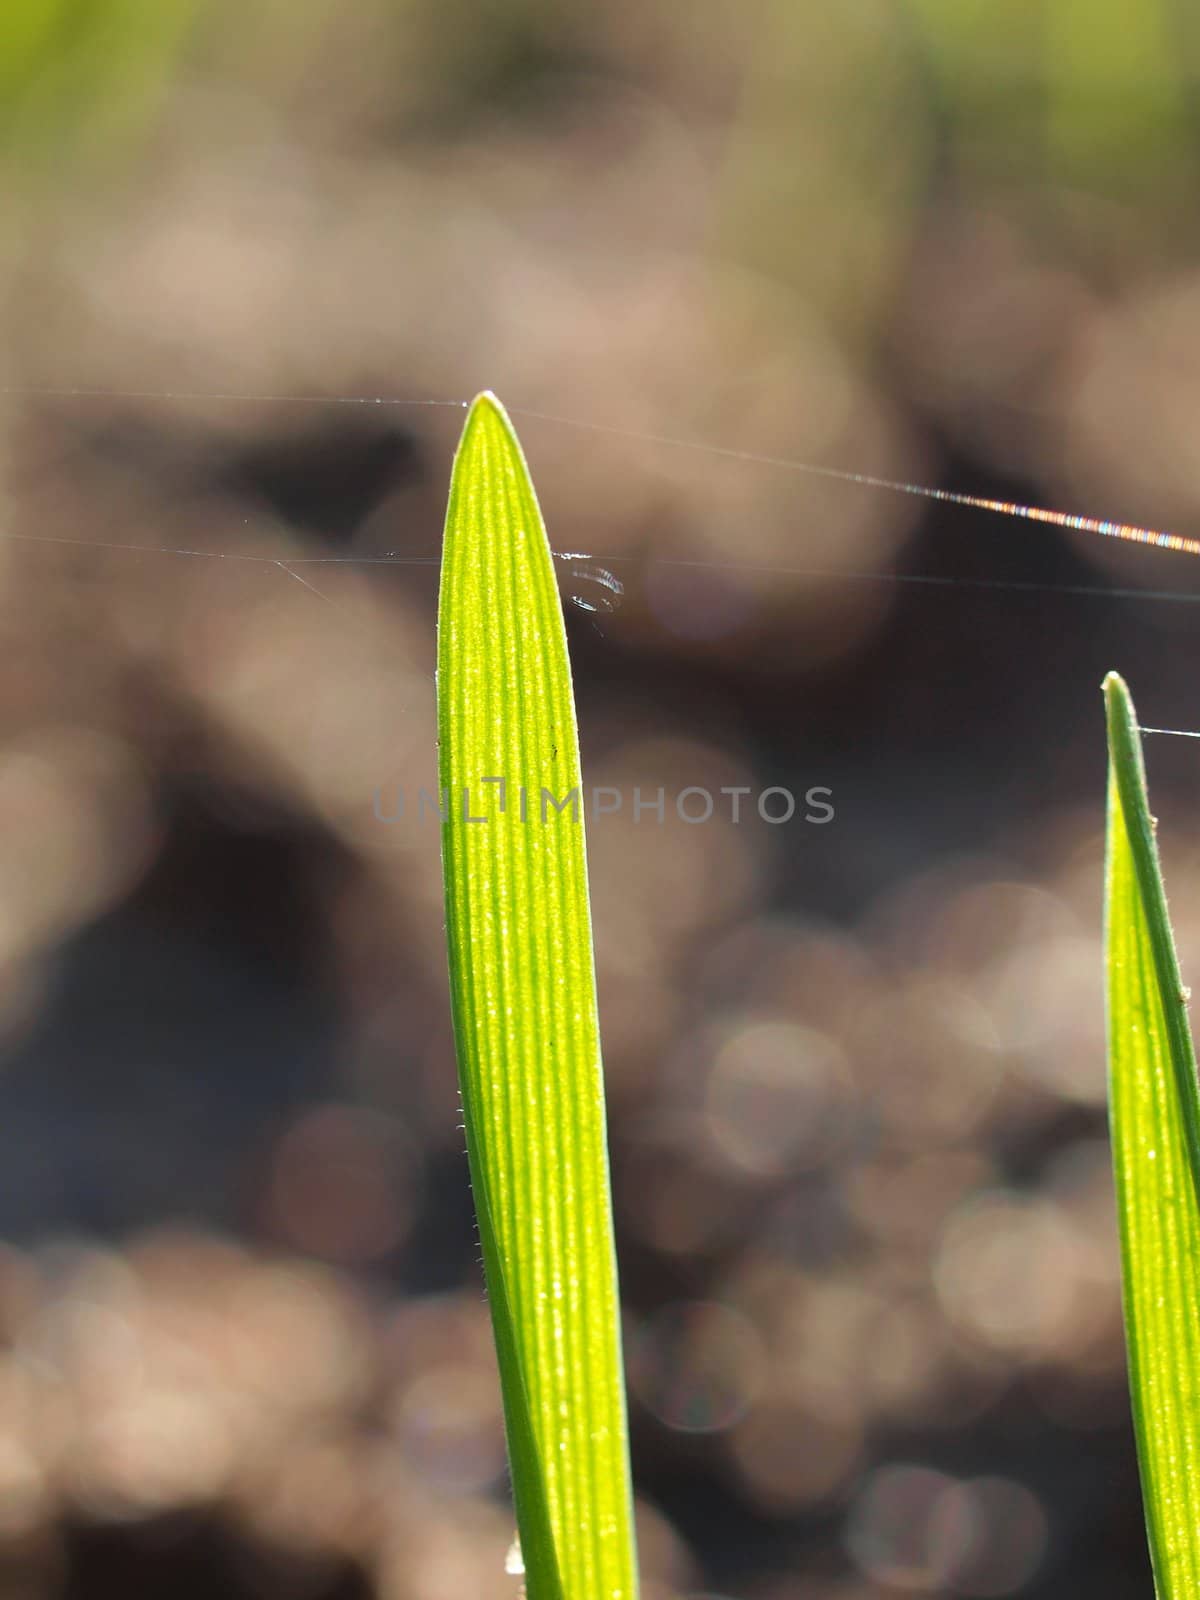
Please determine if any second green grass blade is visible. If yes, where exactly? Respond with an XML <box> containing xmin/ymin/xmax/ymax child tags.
<box><xmin>1105</xmin><ymin>672</ymin><xmax>1200</xmax><ymax>1598</ymax></box>
<box><xmin>437</xmin><ymin>392</ymin><xmax>637</xmax><ymax>1600</ymax></box>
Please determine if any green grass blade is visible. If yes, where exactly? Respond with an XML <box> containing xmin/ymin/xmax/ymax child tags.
<box><xmin>1104</xmin><ymin>671</ymin><xmax>1200</xmax><ymax>1598</ymax></box>
<box><xmin>437</xmin><ymin>392</ymin><xmax>638</xmax><ymax>1600</ymax></box>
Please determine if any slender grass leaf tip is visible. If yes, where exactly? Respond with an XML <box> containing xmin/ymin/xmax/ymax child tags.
<box><xmin>437</xmin><ymin>393</ymin><xmax>638</xmax><ymax>1600</ymax></box>
<box><xmin>1105</xmin><ymin>670</ymin><xmax>1200</xmax><ymax>1600</ymax></box>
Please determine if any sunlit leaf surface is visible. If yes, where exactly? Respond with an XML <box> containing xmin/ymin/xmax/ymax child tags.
<box><xmin>437</xmin><ymin>393</ymin><xmax>638</xmax><ymax>1600</ymax></box>
<box><xmin>1105</xmin><ymin>671</ymin><xmax>1200</xmax><ymax>1600</ymax></box>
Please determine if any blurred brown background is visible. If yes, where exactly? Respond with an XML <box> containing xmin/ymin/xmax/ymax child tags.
<box><xmin>1</xmin><ymin>1</ymin><xmax>1200</xmax><ymax>1595</ymax></box>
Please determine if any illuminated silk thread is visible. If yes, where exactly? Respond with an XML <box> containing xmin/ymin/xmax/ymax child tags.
<box><xmin>2</xmin><ymin>383</ymin><xmax>1200</xmax><ymax>565</ymax></box>
<box><xmin>868</xmin><ymin>482</ymin><xmax>1200</xmax><ymax>559</ymax></box>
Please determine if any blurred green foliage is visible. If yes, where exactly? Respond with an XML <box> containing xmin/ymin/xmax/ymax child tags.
<box><xmin>0</xmin><ymin>0</ymin><xmax>199</xmax><ymax>166</ymax></box>
<box><xmin>909</xmin><ymin>0</ymin><xmax>1200</xmax><ymax>237</ymax></box>
<box><xmin>4</xmin><ymin>0</ymin><xmax>1199</xmax><ymax>252</ymax></box>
